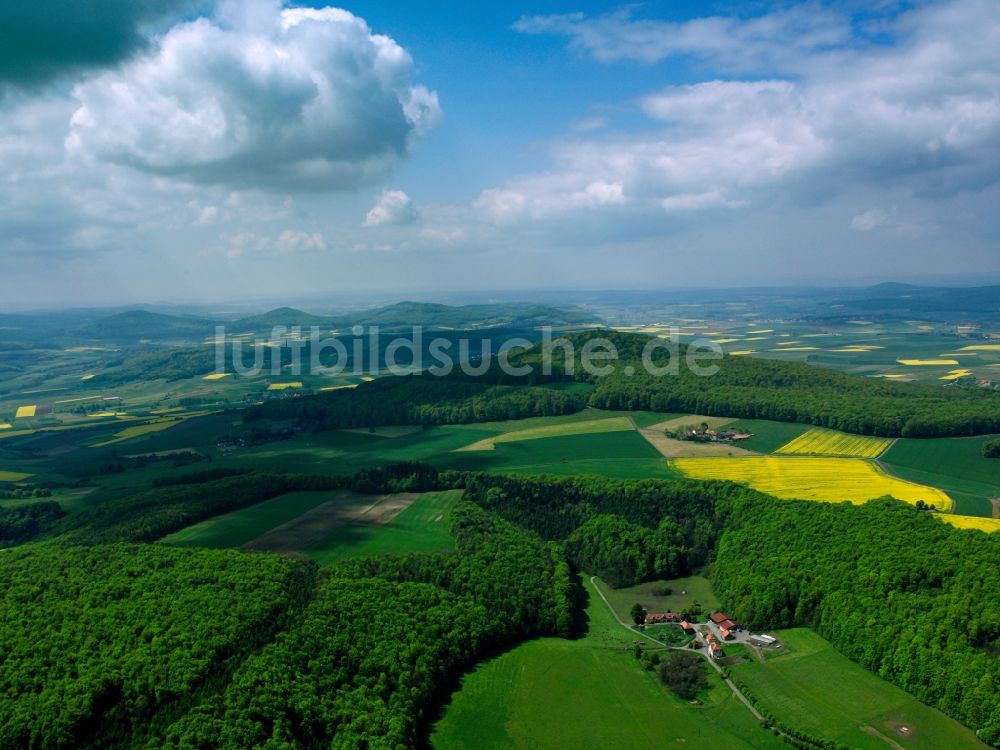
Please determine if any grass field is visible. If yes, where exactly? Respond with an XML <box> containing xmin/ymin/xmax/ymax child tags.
<box><xmin>776</xmin><ymin>427</ymin><xmax>894</xmax><ymax>458</ymax></box>
<box><xmin>593</xmin><ymin>574</ymin><xmax>721</xmax><ymax>623</ymax></box>
<box><xmin>160</xmin><ymin>490</ymin><xmax>336</xmax><ymax>548</ymax></box>
<box><xmin>672</xmin><ymin>456</ymin><xmax>952</xmax><ymax>509</ymax></box>
<box><xmin>731</xmin><ymin>629</ymin><xmax>987</xmax><ymax>749</ymax></box>
<box><xmin>435</xmin><ymin>431</ymin><xmax>666</xmax><ymax>476</ymax></box>
<box><xmin>0</xmin><ymin>471</ymin><xmax>31</xmax><ymax>482</ymax></box>
<box><xmin>457</xmin><ymin>416</ymin><xmax>634</xmax><ymax>451</ymax></box>
<box><xmin>431</xmin><ymin>590</ymin><xmax>786</xmax><ymax>750</ymax></box>
<box><xmin>305</xmin><ymin>490</ymin><xmax>462</xmax><ymax>564</ymax></box>
<box><xmin>90</xmin><ymin>418</ymin><xmax>185</xmax><ymax>448</ymax></box>
<box><xmin>882</xmin><ymin>437</ymin><xmax>999</xmax><ymax>517</ymax></box>
<box><xmin>719</xmin><ymin>419</ymin><xmax>813</xmax><ymax>453</ymax></box>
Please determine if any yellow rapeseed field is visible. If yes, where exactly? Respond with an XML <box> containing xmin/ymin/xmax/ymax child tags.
<box><xmin>14</xmin><ymin>405</ymin><xmax>37</xmax><ymax>419</ymax></box>
<box><xmin>268</xmin><ymin>382</ymin><xmax>303</xmax><ymax>391</ymax></box>
<box><xmin>957</xmin><ymin>344</ymin><xmax>1000</xmax><ymax>351</ymax></box>
<box><xmin>938</xmin><ymin>515</ymin><xmax>1000</xmax><ymax>532</ymax></box>
<box><xmin>776</xmin><ymin>427</ymin><xmax>893</xmax><ymax>458</ymax></box>
<box><xmin>202</xmin><ymin>373</ymin><xmax>229</xmax><ymax>380</ymax></box>
<box><xmin>897</xmin><ymin>359</ymin><xmax>959</xmax><ymax>366</ymax></box>
<box><xmin>672</xmin><ymin>456</ymin><xmax>951</xmax><ymax>509</ymax></box>
<box><xmin>0</xmin><ymin>423</ymin><xmax>11</xmax><ymax>430</ymax></box>
<box><xmin>0</xmin><ymin>471</ymin><xmax>31</xmax><ymax>482</ymax></box>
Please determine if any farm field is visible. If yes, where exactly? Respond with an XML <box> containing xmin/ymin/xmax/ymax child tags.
<box><xmin>0</xmin><ymin>471</ymin><xmax>31</xmax><ymax>482</ymax></box>
<box><xmin>241</xmin><ymin>490</ymin><xmax>421</xmax><ymax>555</ymax></box>
<box><xmin>776</xmin><ymin>427</ymin><xmax>894</xmax><ymax>458</ymax></box>
<box><xmin>721</xmin><ymin>419</ymin><xmax>813</xmax><ymax>453</ymax></box>
<box><xmin>456</xmin><ymin>415</ymin><xmax>634</xmax><ymax>451</ymax></box>
<box><xmin>672</xmin><ymin>456</ymin><xmax>952</xmax><ymax>509</ymax></box>
<box><xmin>431</xmin><ymin>591</ymin><xmax>786</xmax><ymax>750</ymax></box>
<box><xmin>305</xmin><ymin>490</ymin><xmax>462</xmax><ymax>564</ymax></box>
<box><xmin>731</xmin><ymin>629</ymin><xmax>987</xmax><ymax>749</ymax></box>
<box><xmin>90</xmin><ymin>417</ymin><xmax>187</xmax><ymax>447</ymax></box>
<box><xmin>434</xmin><ymin>430</ymin><xmax>667</xmax><ymax>476</ymax></box>
<box><xmin>593</xmin><ymin>574</ymin><xmax>721</xmax><ymax>623</ymax></box>
<box><xmin>882</xmin><ymin>437</ymin><xmax>1000</xmax><ymax>518</ymax></box>
<box><xmin>160</xmin><ymin>490</ymin><xmax>336</xmax><ymax>548</ymax></box>
<box><xmin>937</xmin><ymin>515</ymin><xmax>1000</xmax><ymax>532</ymax></box>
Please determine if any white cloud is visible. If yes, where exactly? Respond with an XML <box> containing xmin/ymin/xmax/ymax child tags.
<box><xmin>483</xmin><ymin>0</ymin><xmax>1000</xmax><ymax>224</ymax></box>
<box><xmin>513</xmin><ymin>4</ymin><xmax>853</xmax><ymax>72</ymax></box>
<box><xmin>662</xmin><ymin>190</ymin><xmax>746</xmax><ymax>212</ymax></box>
<box><xmin>364</xmin><ymin>189</ymin><xmax>418</xmax><ymax>227</ymax></box>
<box><xmin>66</xmin><ymin>1</ymin><xmax>441</xmax><ymax>191</ymax></box>
<box><xmin>275</xmin><ymin>229</ymin><xmax>326</xmax><ymax>252</ymax></box>
<box><xmin>850</xmin><ymin>208</ymin><xmax>889</xmax><ymax>231</ymax></box>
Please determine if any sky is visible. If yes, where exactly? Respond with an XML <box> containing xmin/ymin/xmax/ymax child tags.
<box><xmin>1</xmin><ymin>0</ymin><xmax>999</xmax><ymax>309</ymax></box>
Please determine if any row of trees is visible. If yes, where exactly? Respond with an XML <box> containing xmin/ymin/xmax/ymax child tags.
<box><xmin>984</xmin><ymin>438</ymin><xmax>1000</xmax><ymax>458</ymax></box>
<box><xmin>247</xmin><ymin>375</ymin><xmax>586</xmax><ymax>430</ymax></box>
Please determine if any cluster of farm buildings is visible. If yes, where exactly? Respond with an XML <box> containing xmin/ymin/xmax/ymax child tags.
<box><xmin>641</xmin><ymin>610</ymin><xmax>779</xmax><ymax>659</ymax></box>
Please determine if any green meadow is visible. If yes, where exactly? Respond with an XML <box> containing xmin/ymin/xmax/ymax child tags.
<box><xmin>882</xmin><ymin>436</ymin><xmax>1000</xmax><ymax>517</ymax></box>
<box><xmin>432</xmin><ymin>430</ymin><xmax>669</xmax><ymax>477</ymax></box>
<box><xmin>731</xmin><ymin>629</ymin><xmax>987</xmax><ymax>750</ymax></box>
<box><xmin>593</xmin><ymin>574</ymin><xmax>721</xmax><ymax>622</ymax></box>
<box><xmin>305</xmin><ymin>490</ymin><xmax>462</xmax><ymax>565</ymax></box>
<box><xmin>430</xmin><ymin>590</ymin><xmax>785</xmax><ymax>750</ymax></box>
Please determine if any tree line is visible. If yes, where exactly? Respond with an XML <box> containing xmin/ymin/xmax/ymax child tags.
<box><xmin>247</xmin><ymin>330</ymin><xmax>1000</xmax><ymax>438</ymax></box>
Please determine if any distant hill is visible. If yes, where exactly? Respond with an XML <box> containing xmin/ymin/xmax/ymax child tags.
<box><xmin>817</xmin><ymin>284</ymin><xmax>1000</xmax><ymax>323</ymax></box>
<box><xmin>74</xmin><ymin>310</ymin><xmax>219</xmax><ymax>342</ymax></box>
<box><xmin>228</xmin><ymin>301</ymin><xmax>600</xmax><ymax>332</ymax></box>
<box><xmin>232</xmin><ymin>307</ymin><xmax>333</xmax><ymax>329</ymax></box>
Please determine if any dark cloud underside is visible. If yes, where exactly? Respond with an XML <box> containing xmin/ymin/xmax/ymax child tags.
<box><xmin>0</xmin><ymin>0</ymin><xmax>199</xmax><ymax>86</ymax></box>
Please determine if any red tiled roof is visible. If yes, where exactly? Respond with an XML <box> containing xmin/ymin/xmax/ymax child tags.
<box><xmin>710</xmin><ymin>613</ymin><xmax>734</xmax><ymax>624</ymax></box>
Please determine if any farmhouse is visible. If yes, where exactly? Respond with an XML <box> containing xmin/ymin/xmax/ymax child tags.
<box><xmin>680</xmin><ymin>620</ymin><xmax>693</xmax><ymax>634</ymax></box>
<box><xmin>644</xmin><ymin>612</ymin><xmax>681</xmax><ymax>625</ymax></box>
<box><xmin>710</xmin><ymin>613</ymin><xmax>740</xmax><ymax>630</ymax></box>
<box><xmin>709</xmin><ymin>642</ymin><xmax>723</xmax><ymax>659</ymax></box>
<box><xmin>720</xmin><ymin>628</ymin><xmax>734</xmax><ymax>640</ymax></box>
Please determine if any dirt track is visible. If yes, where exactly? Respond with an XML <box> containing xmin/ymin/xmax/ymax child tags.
<box><xmin>242</xmin><ymin>491</ymin><xmax>419</xmax><ymax>554</ymax></box>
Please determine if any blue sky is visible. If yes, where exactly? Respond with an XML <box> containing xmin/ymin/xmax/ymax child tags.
<box><xmin>0</xmin><ymin>0</ymin><xmax>998</xmax><ymax>309</ymax></box>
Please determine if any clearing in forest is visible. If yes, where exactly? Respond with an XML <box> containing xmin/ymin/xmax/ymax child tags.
<box><xmin>672</xmin><ymin>456</ymin><xmax>952</xmax><ymax>510</ymax></box>
<box><xmin>776</xmin><ymin>427</ymin><xmax>893</xmax><ymax>458</ymax></box>
<box><xmin>241</xmin><ymin>490</ymin><xmax>420</xmax><ymax>554</ymax></box>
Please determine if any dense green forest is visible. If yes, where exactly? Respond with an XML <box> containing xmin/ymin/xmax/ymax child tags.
<box><xmin>248</xmin><ymin>331</ymin><xmax>1000</xmax><ymax>437</ymax></box>
<box><xmin>0</xmin><ymin>545</ymin><xmax>315</xmax><ymax>749</ymax></box>
<box><xmin>0</xmin><ymin>498</ymin><xmax>573</xmax><ymax>749</ymax></box>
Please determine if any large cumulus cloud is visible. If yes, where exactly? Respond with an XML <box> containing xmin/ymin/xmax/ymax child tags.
<box><xmin>66</xmin><ymin>2</ymin><xmax>442</xmax><ymax>191</ymax></box>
